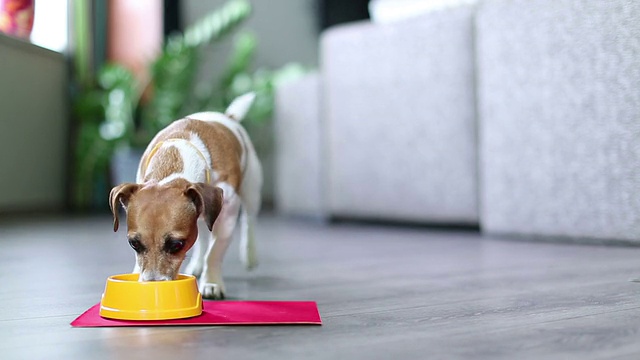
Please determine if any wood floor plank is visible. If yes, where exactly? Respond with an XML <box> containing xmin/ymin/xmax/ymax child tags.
<box><xmin>1</xmin><ymin>214</ymin><xmax>640</xmax><ymax>359</ymax></box>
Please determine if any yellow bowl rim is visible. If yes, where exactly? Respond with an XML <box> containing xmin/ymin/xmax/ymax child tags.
<box><xmin>107</xmin><ymin>273</ymin><xmax>196</xmax><ymax>282</ymax></box>
<box><xmin>99</xmin><ymin>273</ymin><xmax>203</xmax><ymax>321</ymax></box>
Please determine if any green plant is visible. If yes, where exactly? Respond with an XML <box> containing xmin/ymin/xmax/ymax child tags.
<box><xmin>72</xmin><ymin>0</ymin><xmax>305</xmax><ymax>209</ymax></box>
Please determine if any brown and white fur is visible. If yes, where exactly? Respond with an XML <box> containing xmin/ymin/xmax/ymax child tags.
<box><xmin>109</xmin><ymin>93</ymin><xmax>262</xmax><ymax>299</ymax></box>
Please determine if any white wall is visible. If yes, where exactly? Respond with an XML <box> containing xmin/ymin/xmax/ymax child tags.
<box><xmin>0</xmin><ymin>35</ymin><xmax>69</xmax><ymax>212</ymax></box>
<box><xmin>181</xmin><ymin>0</ymin><xmax>319</xmax><ymax>69</ymax></box>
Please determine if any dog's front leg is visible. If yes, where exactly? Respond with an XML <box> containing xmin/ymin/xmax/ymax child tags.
<box><xmin>199</xmin><ymin>194</ymin><xmax>241</xmax><ymax>299</ymax></box>
<box><xmin>184</xmin><ymin>220</ymin><xmax>210</xmax><ymax>277</ymax></box>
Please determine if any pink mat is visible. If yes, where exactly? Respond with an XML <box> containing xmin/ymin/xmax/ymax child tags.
<box><xmin>71</xmin><ymin>301</ymin><xmax>322</xmax><ymax>327</ymax></box>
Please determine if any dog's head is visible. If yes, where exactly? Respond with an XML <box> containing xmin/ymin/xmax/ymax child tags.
<box><xmin>109</xmin><ymin>179</ymin><xmax>223</xmax><ymax>281</ymax></box>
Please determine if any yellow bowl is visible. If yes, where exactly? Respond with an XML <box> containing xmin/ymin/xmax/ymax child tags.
<box><xmin>99</xmin><ymin>273</ymin><xmax>202</xmax><ymax>321</ymax></box>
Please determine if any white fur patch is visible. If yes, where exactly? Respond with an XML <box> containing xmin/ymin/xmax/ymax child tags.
<box><xmin>188</xmin><ymin>133</ymin><xmax>212</xmax><ymax>168</ymax></box>
<box><xmin>147</xmin><ymin>138</ymin><xmax>217</xmax><ymax>185</ymax></box>
<box><xmin>186</xmin><ymin>112</ymin><xmax>228</xmax><ymax>123</ymax></box>
<box><xmin>216</xmin><ymin>182</ymin><xmax>237</xmax><ymax>203</ymax></box>
<box><xmin>186</xmin><ymin>112</ymin><xmax>249</xmax><ymax>173</ymax></box>
<box><xmin>158</xmin><ymin>173</ymin><xmax>187</xmax><ymax>185</ymax></box>
<box><xmin>139</xmin><ymin>270</ymin><xmax>172</xmax><ymax>282</ymax></box>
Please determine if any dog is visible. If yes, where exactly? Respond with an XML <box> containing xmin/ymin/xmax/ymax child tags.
<box><xmin>109</xmin><ymin>92</ymin><xmax>262</xmax><ymax>299</ymax></box>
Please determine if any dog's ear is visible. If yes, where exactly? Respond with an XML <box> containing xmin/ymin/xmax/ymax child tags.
<box><xmin>185</xmin><ymin>183</ymin><xmax>224</xmax><ymax>231</ymax></box>
<box><xmin>109</xmin><ymin>183</ymin><xmax>140</xmax><ymax>232</ymax></box>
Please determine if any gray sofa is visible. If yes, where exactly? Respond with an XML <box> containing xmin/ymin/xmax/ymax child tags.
<box><xmin>477</xmin><ymin>0</ymin><xmax>640</xmax><ymax>242</ymax></box>
<box><xmin>319</xmin><ymin>5</ymin><xmax>479</xmax><ymax>224</ymax></box>
<box><xmin>274</xmin><ymin>0</ymin><xmax>640</xmax><ymax>243</ymax></box>
<box><xmin>274</xmin><ymin>73</ymin><xmax>324</xmax><ymax>218</ymax></box>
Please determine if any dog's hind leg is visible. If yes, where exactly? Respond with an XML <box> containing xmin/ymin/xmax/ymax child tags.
<box><xmin>238</xmin><ymin>134</ymin><xmax>262</xmax><ymax>271</ymax></box>
<box><xmin>239</xmin><ymin>206</ymin><xmax>258</xmax><ymax>270</ymax></box>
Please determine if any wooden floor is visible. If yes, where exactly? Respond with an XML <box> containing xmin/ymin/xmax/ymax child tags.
<box><xmin>1</xmin><ymin>214</ymin><xmax>640</xmax><ymax>359</ymax></box>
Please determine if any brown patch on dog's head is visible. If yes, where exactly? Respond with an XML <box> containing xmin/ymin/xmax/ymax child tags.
<box><xmin>109</xmin><ymin>179</ymin><xmax>224</xmax><ymax>281</ymax></box>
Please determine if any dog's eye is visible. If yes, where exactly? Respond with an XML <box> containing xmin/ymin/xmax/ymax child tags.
<box><xmin>164</xmin><ymin>239</ymin><xmax>185</xmax><ymax>254</ymax></box>
<box><xmin>128</xmin><ymin>238</ymin><xmax>145</xmax><ymax>253</ymax></box>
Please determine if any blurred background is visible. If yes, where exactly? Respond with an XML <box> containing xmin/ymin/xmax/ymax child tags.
<box><xmin>1</xmin><ymin>0</ymin><xmax>640</xmax><ymax>244</ymax></box>
<box><xmin>0</xmin><ymin>0</ymin><xmax>369</xmax><ymax>210</ymax></box>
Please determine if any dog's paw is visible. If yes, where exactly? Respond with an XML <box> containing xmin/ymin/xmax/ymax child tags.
<box><xmin>241</xmin><ymin>252</ymin><xmax>259</xmax><ymax>272</ymax></box>
<box><xmin>200</xmin><ymin>283</ymin><xmax>225</xmax><ymax>300</ymax></box>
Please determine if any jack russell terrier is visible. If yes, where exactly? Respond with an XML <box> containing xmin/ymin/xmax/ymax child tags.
<box><xmin>109</xmin><ymin>93</ymin><xmax>262</xmax><ymax>299</ymax></box>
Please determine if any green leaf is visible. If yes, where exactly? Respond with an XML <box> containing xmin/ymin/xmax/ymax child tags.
<box><xmin>198</xmin><ymin>31</ymin><xmax>257</xmax><ymax>112</ymax></box>
<box><xmin>98</xmin><ymin>63</ymin><xmax>135</xmax><ymax>90</ymax></box>
<box><xmin>73</xmin><ymin>89</ymin><xmax>106</xmax><ymax>123</ymax></box>
<box><xmin>140</xmin><ymin>43</ymin><xmax>199</xmax><ymax>137</ymax></box>
<box><xmin>225</xmin><ymin>63</ymin><xmax>309</xmax><ymax>124</ymax></box>
<box><xmin>97</xmin><ymin>64</ymin><xmax>136</xmax><ymax>142</ymax></box>
<box><xmin>139</xmin><ymin>0</ymin><xmax>251</xmax><ymax>143</ymax></box>
<box><xmin>73</xmin><ymin>122</ymin><xmax>118</xmax><ymax>208</ymax></box>
<box><xmin>183</xmin><ymin>0</ymin><xmax>251</xmax><ymax>47</ymax></box>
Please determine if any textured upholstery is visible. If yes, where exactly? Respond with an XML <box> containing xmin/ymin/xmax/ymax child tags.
<box><xmin>274</xmin><ymin>73</ymin><xmax>324</xmax><ymax>217</ymax></box>
<box><xmin>321</xmin><ymin>6</ymin><xmax>479</xmax><ymax>223</ymax></box>
<box><xmin>477</xmin><ymin>0</ymin><xmax>640</xmax><ymax>241</ymax></box>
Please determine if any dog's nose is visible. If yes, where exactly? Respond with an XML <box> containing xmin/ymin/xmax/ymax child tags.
<box><xmin>139</xmin><ymin>270</ymin><xmax>172</xmax><ymax>282</ymax></box>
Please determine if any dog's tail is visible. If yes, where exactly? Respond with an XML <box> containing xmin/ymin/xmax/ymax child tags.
<box><xmin>239</xmin><ymin>206</ymin><xmax>258</xmax><ymax>271</ymax></box>
<box><xmin>225</xmin><ymin>92</ymin><xmax>256</xmax><ymax>122</ymax></box>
